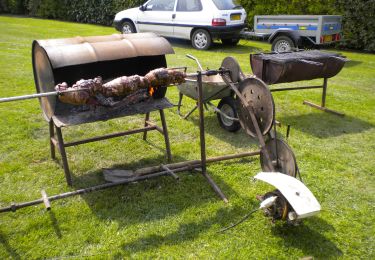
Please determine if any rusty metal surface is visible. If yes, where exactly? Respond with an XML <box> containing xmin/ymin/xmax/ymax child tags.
<box><xmin>236</xmin><ymin>77</ymin><xmax>275</xmax><ymax>137</ymax></box>
<box><xmin>36</xmin><ymin>33</ymin><xmax>174</xmax><ymax>68</ymax></box>
<box><xmin>32</xmin><ymin>33</ymin><xmax>174</xmax><ymax>121</ymax></box>
<box><xmin>220</xmin><ymin>56</ymin><xmax>245</xmax><ymax>83</ymax></box>
<box><xmin>250</xmin><ymin>50</ymin><xmax>346</xmax><ymax>85</ymax></box>
<box><xmin>260</xmin><ymin>138</ymin><xmax>297</xmax><ymax>177</ymax></box>
<box><xmin>177</xmin><ymin>75</ymin><xmax>230</xmax><ymax>101</ymax></box>
<box><xmin>52</xmin><ymin>98</ymin><xmax>173</xmax><ymax>127</ymax></box>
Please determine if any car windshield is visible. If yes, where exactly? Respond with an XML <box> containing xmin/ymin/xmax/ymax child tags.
<box><xmin>212</xmin><ymin>0</ymin><xmax>242</xmax><ymax>10</ymax></box>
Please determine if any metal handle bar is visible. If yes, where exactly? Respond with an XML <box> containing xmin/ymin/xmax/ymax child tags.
<box><xmin>186</xmin><ymin>54</ymin><xmax>204</xmax><ymax>71</ymax></box>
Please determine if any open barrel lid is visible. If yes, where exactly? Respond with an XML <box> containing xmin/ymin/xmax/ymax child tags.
<box><xmin>32</xmin><ymin>33</ymin><xmax>174</xmax><ymax>121</ymax></box>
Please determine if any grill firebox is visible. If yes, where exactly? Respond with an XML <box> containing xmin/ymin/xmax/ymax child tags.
<box><xmin>32</xmin><ymin>33</ymin><xmax>175</xmax><ymax>185</ymax></box>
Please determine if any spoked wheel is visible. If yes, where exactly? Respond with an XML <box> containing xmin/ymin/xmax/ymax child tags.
<box><xmin>217</xmin><ymin>96</ymin><xmax>241</xmax><ymax>132</ymax></box>
<box><xmin>260</xmin><ymin>138</ymin><xmax>298</xmax><ymax>177</ymax></box>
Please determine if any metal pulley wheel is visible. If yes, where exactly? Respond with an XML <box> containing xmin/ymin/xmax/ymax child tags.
<box><xmin>260</xmin><ymin>138</ymin><xmax>297</xmax><ymax>177</ymax></box>
<box><xmin>236</xmin><ymin>77</ymin><xmax>275</xmax><ymax>137</ymax></box>
<box><xmin>220</xmin><ymin>56</ymin><xmax>245</xmax><ymax>83</ymax></box>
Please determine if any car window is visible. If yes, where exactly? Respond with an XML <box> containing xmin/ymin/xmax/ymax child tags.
<box><xmin>176</xmin><ymin>0</ymin><xmax>202</xmax><ymax>12</ymax></box>
<box><xmin>147</xmin><ymin>0</ymin><xmax>175</xmax><ymax>11</ymax></box>
<box><xmin>212</xmin><ymin>0</ymin><xmax>242</xmax><ymax>10</ymax></box>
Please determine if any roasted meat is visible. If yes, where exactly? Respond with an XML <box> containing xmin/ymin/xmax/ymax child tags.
<box><xmin>55</xmin><ymin>68</ymin><xmax>186</xmax><ymax>105</ymax></box>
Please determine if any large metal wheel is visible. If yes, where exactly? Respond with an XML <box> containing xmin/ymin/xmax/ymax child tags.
<box><xmin>217</xmin><ymin>96</ymin><xmax>241</xmax><ymax>132</ymax></box>
<box><xmin>260</xmin><ymin>138</ymin><xmax>297</xmax><ymax>177</ymax></box>
<box><xmin>272</xmin><ymin>36</ymin><xmax>295</xmax><ymax>52</ymax></box>
<box><xmin>191</xmin><ymin>29</ymin><xmax>212</xmax><ymax>50</ymax></box>
<box><xmin>121</xmin><ymin>21</ymin><xmax>136</xmax><ymax>34</ymax></box>
<box><xmin>236</xmin><ymin>77</ymin><xmax>275</xmax><ymax>137</ymax></box>
<box><xmin>220</xmin><ymin>56</ymin><xmax>245</xmax><ymax>83</ymax></box>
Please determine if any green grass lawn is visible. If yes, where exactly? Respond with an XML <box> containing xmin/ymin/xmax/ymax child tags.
<box><xmin>0</xmin><ymin>15</ymin><xmax>374</xmax><ymax>259</ymax></box>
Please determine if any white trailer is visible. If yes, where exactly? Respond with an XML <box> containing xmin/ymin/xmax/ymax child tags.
<box><xmin>241</xmin><ymin>15</ymin><xmax>343</xmax><ymax>52</ymax></box>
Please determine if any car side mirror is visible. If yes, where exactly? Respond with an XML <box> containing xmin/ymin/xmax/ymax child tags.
<box><xmin>139</xmin><ymin>5</ymin><xmax>152</xmax><ymax>11</ymax></box>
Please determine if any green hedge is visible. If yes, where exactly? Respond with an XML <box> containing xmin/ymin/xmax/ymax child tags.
<box><xmin>1</xmin><ymin>0</ymin><xmax>374</xmax><ymax>51</ymax></box>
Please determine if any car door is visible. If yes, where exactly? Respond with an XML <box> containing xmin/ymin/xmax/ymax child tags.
<box><xmin>137</xmin><ymin>0</ymin><xmax>176</xmax><ymax>37</ymax></box>
<box><xmin>173</xmin><ymin>0</ymin><xmax>206</xmax><ymax>39</ymax></box>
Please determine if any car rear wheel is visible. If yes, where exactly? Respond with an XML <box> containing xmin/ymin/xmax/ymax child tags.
<box><xmin>121</xmin><ymin>21</ymin><xmax>136</xmax><ymax>34</ymax></box>
<box><xmin>191</xmin><ymin>29</ymin><xmax>212</xmax><ymax>50</ymax></box>
<box><xmin>221</xmin><ymin>38</ymin><xmax>240</xmax><ymax>46</ymax></box>
<box><xmin>272</xmin><ymin>36</ymin><xmax>295</xmax><ymax>52</ymax></box>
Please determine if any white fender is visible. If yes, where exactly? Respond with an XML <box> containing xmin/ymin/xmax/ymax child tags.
<box><xmin>254</xmin><ymin>172</ymin><xmax>321</xmax><ymax>219</ymax></box>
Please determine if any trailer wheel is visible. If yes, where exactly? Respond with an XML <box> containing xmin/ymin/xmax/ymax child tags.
<box><xmin>217</xmin><ymin>97</ymin><xmax>241</xmax><ymax>132</ymax></box>
<box><xmin>272</xmin><ymin>36</ymin><xmax>295</xmax><ymax>52</ymax></box>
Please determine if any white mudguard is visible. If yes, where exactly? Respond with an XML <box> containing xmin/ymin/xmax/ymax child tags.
<box><xmin>254</xmin><ymin>172</ymin><xmax>321</xmax><ymax>219</ymax></box>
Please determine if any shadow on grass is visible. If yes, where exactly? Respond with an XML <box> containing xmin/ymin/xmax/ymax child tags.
<box><xmin>120</xmin><ymin>205</ymin><xmax>254</xmax><ymax>253</ymax></box>
<box><xmin>344</xmin><ymin>60</ymin><xmax>362</xmax><ymax>68</ymax></box>
<box><xmin>0</xmin><ymin>230</ymin><xmax>21</xmax><ymax>259</ymax></box>
<box><xmin>271</xmin><ymin>217</ymin><xmax>342</xmax><ymax>258</ymax></box>
<box><xmin>278</xmin><ymin>112</ymin><xmax>373</xmax><ymax>138</ymax></box>
<box><xmin>175</xmin><ymin>109</ymin><xmax>258</xmax><ymax>149</ymax></box>
<box><xmin>166</xmin><ymin>38</ymin><xmax>264</xmax><ymax>54</ymax></box>
<box><xmin>68</xmin><ymin>153</ymin><xmax>239</xmax><ymax>228</ymax></box>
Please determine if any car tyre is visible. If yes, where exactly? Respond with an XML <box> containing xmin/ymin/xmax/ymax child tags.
<box><xmin>272</xmin><ymin>36</ymin><xmax>295</xmax><ymax>52</ymax></box>
<box><xmin>121</xmin><ymin>21</ymin><xmax>136</xmax><ymax>34</ymax></box>
<box><xmin>217</xmin><ymin>96</ymin><xmax>241</xmax><ymax>132</ymax></box>
<box><xmin>191</xmin><ymin>29</ymin><xmax>212</xmax><ymax>50</ymax></box>
<box><xmin>221</xmin><ymin>38</ymin><xmax>240</xmax><ymax>46</ymax></box>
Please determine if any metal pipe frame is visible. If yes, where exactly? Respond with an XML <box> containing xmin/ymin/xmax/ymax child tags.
<box><xmin>269</xmin><ymin>78</ymin><xmax>344</xmax><ymax>116</ymax></box>
<box><xmin>50</xmin><ymin>109</ymin><xmax>172</xmax><ymax>186</ymax></box>
<box><xmin>0</xmin><ymin>150</ymin><xmax>260</xmax><ymax>214</ymax></box>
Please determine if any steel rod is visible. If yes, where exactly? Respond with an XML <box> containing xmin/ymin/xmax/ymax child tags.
<box><xmin>303</xmin><ymin>100</ymin><xmax>345</xmax><ymax>116</ymax></box>
<box><xmin>197</xmin><ymin>71</ymin><xmax>229</xmax><ymax>203</ymax></box>
<box><xmin>270</xmin><ymin>85</ymin><xmax>323</xmax><ymax>92</ymax></box>
<box><xmin>0</xmin><ymin>88</ymin><xmax>89</xmax><ymax>103</ymax></box>
<box><xmin>64</xmin><ymin>126</ymin><xmax>156</xmax><ymax>147</ymax></box>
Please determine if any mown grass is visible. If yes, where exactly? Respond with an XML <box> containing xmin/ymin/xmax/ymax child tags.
<box><xmin>0</xmin><ymin>15</ymin><xmax>374</xmax><ymax>259</ymax></box>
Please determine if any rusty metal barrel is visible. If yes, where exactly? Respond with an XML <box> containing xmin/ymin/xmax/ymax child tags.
<box><xmin>32</xmin><ymin>33</ymin><xmax>174</xmax><ymax>121</ymax></box>
<box><xmin>250</xmin><ymin>50</ymin><xmax>346</xmax><ymax>85</ymax></box>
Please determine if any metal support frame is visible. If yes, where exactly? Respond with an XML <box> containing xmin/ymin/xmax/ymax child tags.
<box><xmin>49</xmin><ymin>110</ymin><xmax>172</xmax><ymax>186</ymax></box>
<box><xmin>270</xmin><ymin>78</ymin><xmax>344</xmax><ymax>116</ymax></box>
<box><xmin>1</xmin><ymin>69</ymin><xmax>278</xmax><ymax>214</ymax></box>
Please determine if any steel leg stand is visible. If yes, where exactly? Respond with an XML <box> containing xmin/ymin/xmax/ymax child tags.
<box><xmin>55</xmin><ymin>125</ymin><xmax>72</xmax><ymax>186</ymax></box>
<box><xmin>197</xmin><ymin>71</ymin><xmax>228</xmax><ymax>203</ymax></box>
<box><xmin>143</xmin><ymin>112</ymin><xmax>150</xmax><ymax>141</ymax></box>
<box><xmin>49</xmin><ymin>120</ymin><xmax>56</xmax><ymax>159</ymax></box>
<box><xmin>303</xmin><ymin>78</ymin><xmax>345</xmax><ymax>116</ymax></box>
<box><xmin>159</xmin><ymin>109</ymin><xmax>172</xmax><ymax>162</ymax></box>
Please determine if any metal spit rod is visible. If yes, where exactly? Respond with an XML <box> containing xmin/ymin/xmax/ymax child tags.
<box><xmin>0</xmin><ymin>71</ymin><xmax>218</xmax><ymax>104</ymax></box>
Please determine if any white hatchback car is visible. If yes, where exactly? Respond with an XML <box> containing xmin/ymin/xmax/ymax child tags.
<box><xmin>114</xmin><ymin>0</ymin><xmax>247</xmax><ymax>50</ymax></box>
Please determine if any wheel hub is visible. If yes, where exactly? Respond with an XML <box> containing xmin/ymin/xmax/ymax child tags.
<box><xmin>122</xmin><ymin>25</ymin><xmax>132</xmax><ymax>34</ymax></box>
<box><xmin>195</xmin><ymin>33</ymin><xmax>207</xmax><ymax>48</ymax></box>
<box><xmin>276</xmin><ymin>40</ymin><xmax>291</xmax><ymax>52</ymax></box>
<box><xmin>220</xmin><ymin>104</ymin><xmax>235</xmax><ymax>126</ymax></box>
